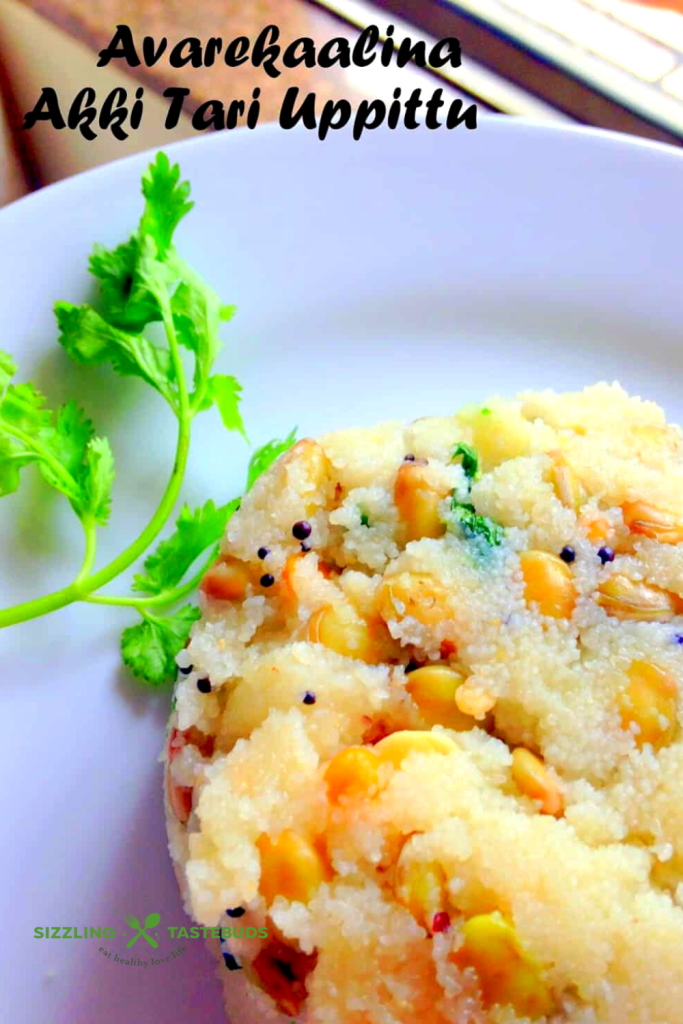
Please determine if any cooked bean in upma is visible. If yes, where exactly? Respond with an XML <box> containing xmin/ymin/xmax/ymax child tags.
<box><xmin>166</xmin><ymin>384</ymin><xmax>683</xmax><ymax>1024</ymax></box>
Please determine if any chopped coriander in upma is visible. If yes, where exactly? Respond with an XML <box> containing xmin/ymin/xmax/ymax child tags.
<box><xmin>166</xmin><ymin>384</ymin><xmax>683</xmax><ymax>1024</ymax></box>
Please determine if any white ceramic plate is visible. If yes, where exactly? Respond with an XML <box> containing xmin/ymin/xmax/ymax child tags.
<box><xmin>2</xmin><ymin>120</ymin><xmax>683</xmax><ymax>1024</ymax></box>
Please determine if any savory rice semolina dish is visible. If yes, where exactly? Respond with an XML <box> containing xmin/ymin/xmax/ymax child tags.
<box><xmin>165</xmin><ymin>383</ymin><xmax>683</xmax><ymax>1024</ymax></box>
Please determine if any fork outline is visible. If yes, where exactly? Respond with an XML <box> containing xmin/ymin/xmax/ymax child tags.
<box><xmin>125</xmin><ymin>913</ymin><xmax>158</xmax><ymax>949</ymax></box>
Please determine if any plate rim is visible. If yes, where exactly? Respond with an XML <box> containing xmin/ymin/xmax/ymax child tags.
<box><xmin>3</xmin><ymin>116</ymin><xmax>683</xmax><ymax>230</ymax></box>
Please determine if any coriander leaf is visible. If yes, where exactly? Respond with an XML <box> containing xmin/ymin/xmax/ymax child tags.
<box><xmin>0</xmin><ymin>437</ymin><xmax>37</xmax><ymax>496</ymax></box>
<box><xmin>55</xmin><ymin>301</ymin><xmax>176</xmax><ymax>405</ymax></box>
<box><xmin>36</xmin><ymin>402</ymin><xmax>95</xmax><ymax>504</ymax></box>
<box><xmin>246</xmin><ymin>428</ymin><xmax>297</xmax><ymax>491</ymax></box>
<box><xmin>0</xmin><ymin>382</ymin><xmax>52</xmax><ymax>434</ymax></box>
<box><xmin>87</xmin><ymin>156</ymin><xmax>233</xmax><ymax>407</ymax></box>
<box><xmin>207</xmin><ymin>375</ymin><xmax>246</xmax><ymax>439</ymax></box>
<box><xmin>448</xmin><ymin>501</ymin><xmax>504</xmax><ymax>547</ymax></box>
<box><xmin>139</xmin><ymin>152</ymin><xmax>193</xmax><ymax>260</ymax></box>
<box><xmin>44</xmin><ymin>401</ymin><xmax>94</xmax><ymax>480</ymax></box>
<box><xmin>360</xmin><ymin>511</ymin><xmax>370</xmax><ymax>528</ymax></box>
<box><xmin>1</xmin><ymin>390</ymin><xmax>112</xmax><ymax>515</ymax></box>
<box><xmin>453</xmin><ymin>442</ymin><xmax>480</xmax><ymax>483</ymax></box>
<box><xmin>133</xmin><ymin>234</ymin><xmax>179</xmax><ymax>312</ymax></box>
<box><xmin>121</xmin><ymin>605</ymin><xmax>200</xmax><ymax>686</ymax></box>
<box><xmin>88</xmin><ymin>154</ymin><xmax>191</xmax><ymax>333</ymax></box>
<box><xmin>80</xmin><ymin>436</ymin><xmax>115</xmax><ymax>525</ymax></box>
<box><xmin>0</xmin><ymin>386</ymin><xmax>86</xmax><ymax>503</ymax></box>
<box><xmin>133</xmin><ymin>498</ymin><xmax>240</xmax><ymax>596</ymax></box>
<box><xmin>89</xmin><ymin>239</ymin><xmax>160</xmax><ymax>333</ymax></box>
<box><xmin>170</xmin><ymin>277</ymin><xmax>225</xmax><ymax>394</ymax></box>
<box><xmin>0</xmin><ymin>350</ymin><xmax>16</xmax><ymax>391</ymax></box>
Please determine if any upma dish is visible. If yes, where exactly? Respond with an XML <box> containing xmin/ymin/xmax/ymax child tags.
<box><xmin>166</xmin><ymin>384</ymin><xmax>683</xmax><ymax>1023</ymax></box>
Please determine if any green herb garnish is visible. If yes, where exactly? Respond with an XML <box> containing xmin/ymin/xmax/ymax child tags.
<box><xmin>360</xmin><ymin>511</ymin><xmax>371</xmax><ymax>528</ymax></box>
<box><xmin>0</xmin><ymin>153</ymin><xmax>295</xmax><ymax>686</ymax></box>
<box><xmin>246</xmin><ymin>428</ymin><xmax>297</xmax><ymax>492</ymax></box>
<box><xmin>448</xmin><ymin>500</ymin><xmax>504</xmax><ymax>547</ymax></box>
<box><xmin>452</xmin><ymin>442</ymin><xmax>480</xmax><ymax>483</ymax></box>
<box><xmin>480</xmin><ymin>407</ymin><xmax>492</xmax><ymax>416</ymax></box>
<box><xmin>122</xmin><ymin>605</ymin><xmax>202</xmax><ymax>686</ymax></box>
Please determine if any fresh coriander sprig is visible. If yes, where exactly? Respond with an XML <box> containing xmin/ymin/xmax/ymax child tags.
<box><xmin>0</xmin><ymin>153</ymin><xmax>295</xmax><ymax>686</ymax></box>
<box><xmin>95</xmin><ymin>429</ymin><xmax>296</xmax><ymax>685</ymax></box>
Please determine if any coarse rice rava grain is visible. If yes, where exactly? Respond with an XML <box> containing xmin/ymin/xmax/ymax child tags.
<box><xmin>165</xmin><ymin>383</ymin><xmax>683</xmax><ymax>1024</ymax></box>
